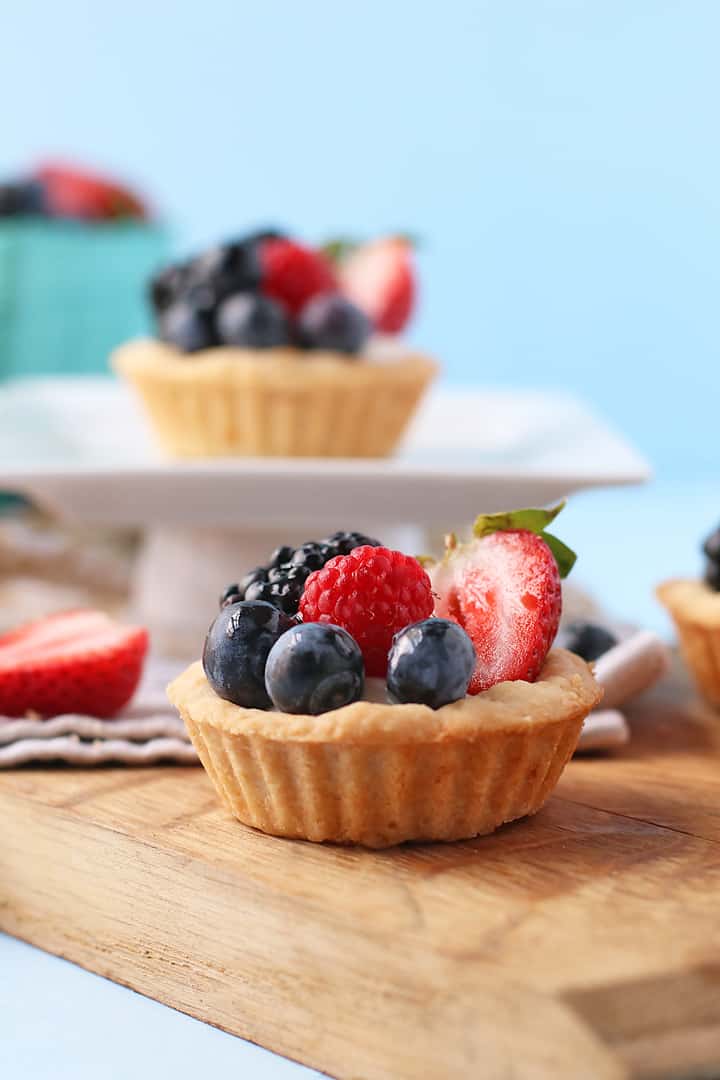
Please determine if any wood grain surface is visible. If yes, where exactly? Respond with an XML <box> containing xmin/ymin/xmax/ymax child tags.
<box><xmin>2</xmin><ymin>667</ymin><xmax>719</xmax><ymax>1079</ymax></box>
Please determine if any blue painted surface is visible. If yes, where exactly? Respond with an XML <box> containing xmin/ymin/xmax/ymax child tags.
<box><xmin>0</xmin><ymin>933</ymin><xmax>322</xmax><ymax>1080</ymax></box>
<box><xmin>2</xmin><ymin>3</ymin><xmax>719</xmax><ymax>1074</ymax></box>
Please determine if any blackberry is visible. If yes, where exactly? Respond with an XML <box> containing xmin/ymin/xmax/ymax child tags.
<box><xmin>218</xmin><ymin>531</ymin><xmax>382</xmax><ymax>616</ymax></box>
<box><xmin>326</xmin><ymin>531</ymin><xmax>381</xmax><ymax>556</ymax></box>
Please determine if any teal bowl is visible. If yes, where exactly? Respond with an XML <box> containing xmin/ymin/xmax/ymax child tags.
<box><xmin>0</xmin><ymin>219</ymin><xmax>169</xmax><ymax>378</ymax></box>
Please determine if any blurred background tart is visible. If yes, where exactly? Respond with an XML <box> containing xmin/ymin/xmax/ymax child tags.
<box><xmin>657</xmin><ymin>521</ymin><xmax>720</xmax><ymax>708</ymax></box>
<box><xmin>113</xmin><ymin>232</ymin><xmax>438</xmax><ymax>458</ymax></box>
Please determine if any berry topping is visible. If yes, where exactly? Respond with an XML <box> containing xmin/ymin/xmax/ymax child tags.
<box><xmin>300</xmin><ymin>546</ymin><xmax>434</xmax><ymax>677</ymax></box>
<box><xmin>561</xmin><ymin>621</ymin><xmax>619</xmax><ymax>662</ymax></box>
<box><xmin>203</xmin><ymin>601</ymin><xmax>295</xmax><ymax>709</ymax></box>
<box><xmin>338</xmin><ymin>237</ymin><xmax>415</xmax><ymax>333</ymax></box>
<box><xmin>216</xmin><ymin>292</ymin><xmax>289</xmax><ymax>348</ymax></box>
<box><xmin>186</xmin><ymin>240</ymin><xmax>263</xmax><ymax>303</ymax></box>
<box><xmin>430</xmin><ymin>504</ymin><xmax>576</xmax><ymax>693</ymax></box>
<box><xmin>706</xmin><ymin>563</ymin><xmax>720</xmax><ymax>592</ymax></box>
<box><xmin>703</xmin><ymin>525</ymin><xmax>720</xmax><ymax>591</ymax></box>
<box><xmin>149</xmin><ymin>263</ymin><xmax>190</xmax><ymax>314</ymax></box>
<box><xmin>37</xmin><ymin>162</ymin><xmax>146</xmax><ymax>220</ymax></box>
<box><xmin>265</xmin><ymin>622</ymin><xmax>364</xmax><ymax>715</ymax></box>
<box><xmin>157</xmin><ymin>300</ymin><xmax>217</xmax><ymax>353</ymax></box>
<box><xmin>220</xmin><ymin>532</ymin><xmax>381</xmax><ymax>616</ymax></box>
<box><xmin>297</xmin><ymin>293</ymin><xmax>372</xmax><ymax>354</ymax></box>
<box><xmin>386</xmin><ymin>618</ymin><xmax>476</xmax><ymax>709</ymax></box>
<box><xmin>0</xmin><ymin>610</ymin><xmax>148</xmax><ymax>718</ymax></box>
<box><xmin>0</xmin><ymin>179</ymin><xmax>46</xmax><ymax>217</ymax></box>
<box><xmin>260</xmin><ymin>239</ymin><xmax>337</xmax><ymax>316</ymax></box>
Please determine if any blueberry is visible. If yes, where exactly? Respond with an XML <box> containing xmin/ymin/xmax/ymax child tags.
<box><xmin>203</xmin><ymin>600</ymin><xmax>295</xmax><ymax>709</ymax></box>
<box><xmin>265</xmin><ymin>622</ymin><xmax>364</xmax><ymax>714</ymax></box>
<box><xmin>387</xmin><ymin>619</ymin><xmax>476</xmax><ymax>709</ymax></box>
<box><xmin>297</xmin><ymin>294</ymin><xmax>372</xmax><ymax>354</ymax></box>
<box><xmin>562</xmin><ymin>621</ymin><xmax>619</xmax><ymax>662</ymax></box>
<box><xmin>186</xmin><ymin>240</ymin><xmax>262</xmax><ymax>303</ymax></box>
<box><xmin>703</xmin><ymin>527</ymin><xmax>720</xmax><ymax>564</ymax></box>
<box><xmin>216</xmin><ymin>292</ymin><xmax>289</xmax><ymax>348</ymax></box>
<box><xmin>157</xmin><ymin>299</ymin><xmax>216</xmax><ymax>353</ymax></box>
<box><xmin>705</xmin><ymin>562</ymin><xmax>720</xmax><ymax>592</ymax></box>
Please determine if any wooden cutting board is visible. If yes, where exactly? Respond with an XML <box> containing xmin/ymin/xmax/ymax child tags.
<box><xmin>2</xmin><ymin>669</ymin><xmax>720</xmax><ymax>1080</ymax></box>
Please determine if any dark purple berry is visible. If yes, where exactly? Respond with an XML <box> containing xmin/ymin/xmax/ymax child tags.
<box><xmin>186</xmin><ymin>240</ymin><xmax>262</xmax><ymax>302</ymax></box>
<box><xmin>705</xmin><ymin>562</ymin><xmax>720</xmax><ymax>592</ymax></box>
<box><xmin>203</xmin><ymin>601</ymin><xmax>295</xmax><ymax>709</ymax></box>
<box><xmin>265</xmin><ymin>622</ymin><xmax>364</xmax><ymax>714</ymax></box>
<box><xmin>157</xmin><ymin>300</ymin><xmax>216</xmax><ymax>353</ymax></box>
<box><xmin>148</xmin><ymin>262</ymin><xmax>190</xmax><ymax>313</ymax></box>
<box><xmin>297</xmin><ymin>293</ymin><xmax>372</xmax><ymax>354</ymax></box>
<box><xmin>703</xmin><ymin>527</ymin><xmax>720</xmax><ymax>564</ymax></box>
<box><xmin>387</xmin><ymin>619</ymin><xmax>476</xmax><ymax>709</ymax></box>
<box><xmin>216</xmin><ymin>292</ymin><xmax>289</xmax><ymax>348</ymax></box>
<box><xmin>0</xmin><ymin>179</ymin><xmax>46</xmax><ymax>217</ymax></box>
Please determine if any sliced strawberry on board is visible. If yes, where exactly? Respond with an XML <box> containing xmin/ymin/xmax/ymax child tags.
<box><xmin>338</xmin><ymin>236</ymin><xmax>415</xmax><ymax>333</ymax></box>
<box><xmin>430</xmin><ymin>504</ymin><xmax>576</xmax><ymax>693</ymax></box>
<box><xmin>260</xmin><ymin>239</ymin><xmax>337</xmax><ymax>315</ymax></box>
<box><xmin>36</xmin><ymin>162</ymin><xmax>147</xmax><ymax>221</ymax></box>
<box><xmin>0</xmin><ymin>610</ymin><xmax>149</xmax><ymax>718</ymax></box>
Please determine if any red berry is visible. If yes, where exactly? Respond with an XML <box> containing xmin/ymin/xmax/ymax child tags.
<box><xmin>0</xmin><ymin>610</ymin><xmax>149</xmax><ymax>717</ymax></box>
<box><xmin>299</xmin><ymin>546</ymin><xmax>433</xmax><ymax>676</ymax></box>
<box><xmin>431</xmin><ymin>530</ymin><xmax>562</xmax><ymax>693</ymax></box>
<box><xmin>260</xmin><ymin>239</ymin><xmax>337</xmax><ymax>316</ymax></box>
<box><xmin>339</xmin><ymin>237</ymin><xmax>415</xmax><ymax>333</ymax></box>
<box><xmin>36</xmin><ymin>162</ymin><xmax>147</xmax><ymax>220</ymax></box>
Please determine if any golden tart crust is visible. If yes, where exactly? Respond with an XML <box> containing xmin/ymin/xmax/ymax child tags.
<box><xmin>168</xmin><ymin>649</ymin><xmax>601</xmax><ymax>848</ymax></box>
<box><xmin>657</xmin><ymin>578</ymin><xmax>720</xmax><ymax>706</ymax></box>
<box><xmin>113</xmin><ymin>338</ymin><xmax>438</xmax><ymax>459</ymax></box>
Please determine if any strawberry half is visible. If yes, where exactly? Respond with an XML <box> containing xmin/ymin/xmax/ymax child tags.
<box><xmin>338</xmin><ymin>236</ymin><xmax>415</xmax><ymax>333</ymax></box>
<box><xmin>429</xmin><ymin>505</ymin><xmax>576</xmax><ymax>693</ymax></box>
<box><xmin>0</xmin><ymin>610</ymin><xmax>149</xmax><ymax>718</ymax></box>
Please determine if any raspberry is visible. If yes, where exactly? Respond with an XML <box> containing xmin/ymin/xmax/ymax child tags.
<box><xmin>299</xmin><ymin>546</ymin><xmax>434</xmax><ymax>676</ymax></box>
<box><xmin>260</xmin><ymin>239</ymin><xmax>337</xmax><ymax>315</ymax></box>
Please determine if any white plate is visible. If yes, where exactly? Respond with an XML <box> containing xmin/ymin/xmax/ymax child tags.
<box><xmin>0</xmin><ymin>377</ymin><xmax>650</xmax><ymax>527</ymax></box>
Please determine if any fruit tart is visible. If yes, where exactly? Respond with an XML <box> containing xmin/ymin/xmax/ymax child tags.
<box><xmin>113</xmin><ymin>232</ymin><xmax>437</xmax><ymax>458</ymax></box>
<box><xmin>168</xmin><ymin>507</ymin><xmax>601</xmax><ymax>848</ymax></box>
<box><xmin>657</xmin><ymin>521</ymin><xmax>720</xmax><ymax>707</ymax></box>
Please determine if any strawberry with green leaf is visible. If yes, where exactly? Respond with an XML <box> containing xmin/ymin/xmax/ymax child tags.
<box><xmin>428</xmin><ymin>503</ymin><xmax>576</xmax><ymax>693</ymax></box>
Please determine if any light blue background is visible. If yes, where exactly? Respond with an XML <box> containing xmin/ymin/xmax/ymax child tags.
<box><xmin>1</xmin><ymin>3</ymin><xmax>719</xmax><ymax>1077</ymax></box>
<box><xmin>3</xmin><ymin>1</ymin><xmax>719</xmax><ymax>478</ymax></box>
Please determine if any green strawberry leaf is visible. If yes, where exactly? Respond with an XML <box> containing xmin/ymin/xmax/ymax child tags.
<box><xmin>320</xmin><ymin>232</ymin><xmax>421</xmax><ymax>265</ymax></box>
<box><xmin>320</xmin><ymin>238</ymin><xmax>359</xmax><ymax>264</ymax></box>
<box><xmin>472</xmin><ymin>501</ymin><xmax>576</xmax><ymax>579</ymax></box>
<box><xmin>541</xmin><ymin>532</ymin><xmax>577</xmax><ymax>579</ymax></box>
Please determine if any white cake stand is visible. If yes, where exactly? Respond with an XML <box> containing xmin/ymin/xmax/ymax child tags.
<box><xmin>0</xmin><ymin>378</ymin><xmax>650</xmax><ymax>656</ymax></box>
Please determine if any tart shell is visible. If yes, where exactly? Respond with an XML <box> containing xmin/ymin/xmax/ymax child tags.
<box><xmin>113</xmin><ymin>339</ymin><xmax>437</xmax><ymax>459</ymax></box>
<box><xmin>167</xmin><ymin>649</ymin><xmax>601</xmax><ymax>848</ymax></box>
<box><xmin>657</xmin><ymin>578</ymin><xmax>720</xmax><ymax>707</ymax></box>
